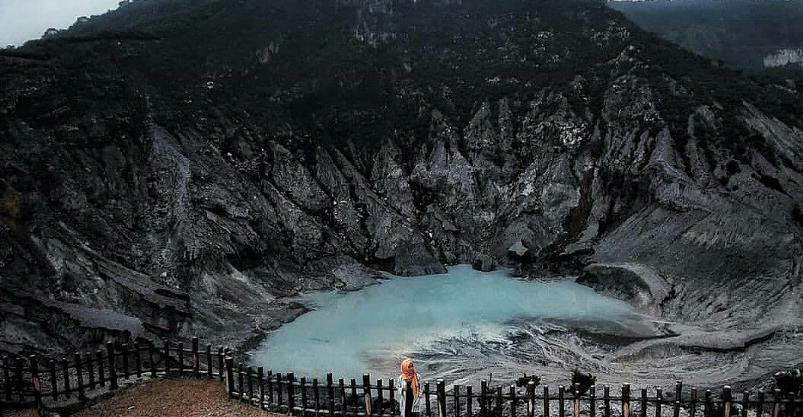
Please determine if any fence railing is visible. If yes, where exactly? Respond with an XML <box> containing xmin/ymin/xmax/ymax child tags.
<box><xmin>0</xmin><ymin>337</ymin><xmax>229</xmax><ymax>408</ymax></box>
<box><xmin>223</xmin><ymin>366</ymin><xmax>803</xmax><ymax>417</ymax></box>
<box><xmin>2</xmin><ymin>337</ymin><xmax>802</xmax><ymax>417</ymax></box>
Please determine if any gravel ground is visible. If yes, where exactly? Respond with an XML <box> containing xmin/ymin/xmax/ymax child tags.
<box><xmin>66</xmin><ymin>378</ymin><xmax>276</xmax><ymax>417</ymax></box>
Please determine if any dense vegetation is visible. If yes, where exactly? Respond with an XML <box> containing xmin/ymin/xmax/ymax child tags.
<box><xmin>8</xmin><ymin>0</ymin><xmax>798</xmax><ymax>170</ymax></box>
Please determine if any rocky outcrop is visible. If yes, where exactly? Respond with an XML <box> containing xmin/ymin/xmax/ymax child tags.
<box><xmin>764</xmin><ymin>49</ymin><xmax>803</xmax><ymax>69</ymax></box>
<box><xmin>577</xmin><ymin>263</ymin><xmax>671</xmax><ymax>315</ymax></box>
<box><xmin>472</xmin><ymin>254</ymin><xmax>497</xmax><ymax>273</ymax></box>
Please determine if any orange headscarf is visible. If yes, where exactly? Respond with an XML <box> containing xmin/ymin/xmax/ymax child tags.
<box><xmin>401</xmin><ymin>359</ymin><xmax>420</xmax><ymax>397</ymax></box>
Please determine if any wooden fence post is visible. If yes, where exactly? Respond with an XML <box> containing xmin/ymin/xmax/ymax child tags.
<box><xmin>453</xmin><ymin>384</ymin><xmax>460</xmax><ymax>417</ymax></box>
<box><xmin>287</xmin><ymin>372</ymin><xmax>296</xmax><ymax>414</ymax></box>
<box><xmin>177</xmin><ymin>342</ymin><xmax>184</xmax><ymax>376</ymax></box>
<box><xmin>527</xmin><ymin>381</ymin><xmax>536</xmax><ymax>417</ymax></box>
<box><xmin>277</xmin><ymin>373</ymin><xmax>283</xmax><ymax>406</ymax></box>
<box><xmin>640</xmin><ymin>388</ymin><xmax>648</xmax><ymax>417</ymax></box>
<box><xmin>327</xmin><ymin>373</ymin><xmax>336</xmax><ymax>416</ymax></box>
<box><xmin>723</xmin><ymin>386</ymin><xmax>732</xmax><ymax>417</ymax></box>
<box><xmin>559</xmin><ymin>386</ymin><xmax>565</xmax><ymax>417</ymax></box>
<box><xmin>218</xmin><ymin>348</ymin><xmax>225</xmax><ymax>380</ymax></box>
<box><xmin>2</xmin><ymin>356</ymin><xmax>10</xmax><ymax>401</ymax></box>
<box><xmin>510</xmin><ymin>385</ymin><xmax>517</xmax><ymax>417</ymax></box>
<box><xmin>756</xmin><ymin>390</ymin><xmax>765</xmax><ymax>417</ymax></box>
<box><xmin>573</xmin><ymin>384</ymin><xmax>580</xmax><ymax>417</ymax></box>
<box><xmin>690</xmin><ymin>388</ymin><xmax>698</xmax><ymax>417</ymax></box>
<box><xmin>387</xmin><ymin>379</ymin><xmax>394</xmax><ymax>417</ymax></box>
<box><xmin>225</xmin><ymin>357</ymin><xmax>235</xmax><ymax>398</ymax></box>
<box><xmin>106</xmin><ymin>342</ymin><xmax>118</xmax><ymax>390</ymax></box>
<box><xmin>466</xmin><ymin>385</ymin><xmax>473</xmax><ymax>417</ymax></box>
<box><xmin>164</xmin><ymin>341</ymin><xmax>171</xmax><ymax>375</ymax></box>
<box><xmin>656</xmin><ymin>387</ymin><xmax>663</xmax><ymax>417</ymax></box>
<box><xmin>437</xmin><ymin>379</ymin><xmax>447</xmax><ymax>417</ymax></box>
<box><xmin>30</xmin><ymin>356</ymin><xmax>41</xmax><ymax>406</ymax></box>
<box><xmin>258</xmin><ymin>367</ymin><xmax>265</xmax><ymax>409</ymax></box>
<box><xmin>206</xmin><ymin>345</ymin><xmax>213</xmax><ymax>379</ymax></box>
<box><xmin>75</xmin><ymin>353</ymin><xmax>86</xmax><ymax>399</ymax></box>
<box><xmin>268</xmin><ymin>370</ymin><xmax>274</xmax><ymax>405</ymax></box>
<box><xmin>134</xmin><ymin>343</ymin><xmax>142</xmax><ymax>378</ymax></box>
<box><xmin>49</xmin><ymin>360</ymin><xmax>58</xmax><ymax>400</ymax></box>
<box><xmin>14</xmin><ymin>358</ymin><xmax>23</xmax><ymax>402</ymax></box>
<box><xmin>301</xmin><ymin>377</ymin><xmax>309</xmax><ymax>414</ymax></box>
<box><xmin>149</xmin><ymin>342</ymin><xmax>157</xmax><ymax>378</ymax></box>
<box><xmin>378</xmin><ymin>379</ymin><xmax>385</xmax><ymax>417</ymax></box>
<box><xmin>622</xmin><ymin>384</ymin><xmax>631</xmax><ymax>417</ymax></box>
<box><xmin>495</xmin><ymin>385</ymin><xmax>502</xmax><ymax>417</ymax></box>
<box><xmin>771</xmin><ymin>389</ymin><xmax>780</xmax><ymax>417</ymax></box>
<box><xmin>121</xmin><ymin>343</ymin><xmax>129</xmax><ymax>379</ymax></box>
<box><xmin>363</xmin><ymin>374</ymin><xmax>373</xmax><ymax>417</ymax></box>
<box><xmin>351</xmin><ymin>378</ymin><xmax>359</xmax><ymax>417</ymax></box>
<box><xmin>96</xmin><ymin>350</ymin><xmax>105</xmax><ymax>388</ymax></box>
<box><xmin>424</xmin><ymin>382</ymin><xmax>431</xmax><ymax>417</ymax></box>
<box><xmin>192</xmin><ymin>337</ymin><xmax>199</xmax><ymax>377</ymax></box>
<box><xmin>544</xmin><ymin>386</ymin><xmax>550</xmax><ymax>417</ymax></box>
<box><xmin>86</xmin><ymin>353</ymin><xmax>96</xmax><ymax>390</ymax></box>
<box><xmin>61</xmin><ymin>357</ymin><xmax>71</xmax><ymax>397</ymax></box>
<box><xmin>338</xmin><ymin>378</ymin><xmax>346</xmax><ymax>415</ymax></box>
<box><xmin>313</xmin><ymin>378</ymin><xmax>321</xmax><ymax>416</ymax></box>
<box><xmin>480</xmin><ymin>381</ymin><xmax>488</xmax><ymax>417</ymax></box>
<box><xmin>741</xmin><ymin>391</ymin><xmax>749</xmax><ymax>417</ymax></box>
<box><xmin>247</xmin><ymin>367</ymin><xmax>255</xmax><ymax>404</ymax></box>
<box><xmin>590</xmin><ymin>386</ymin><xmax>597</xmax><ymax>417</ymax></box>
<box><xmin>237</xmin><ymin>363</ymin><xmax>244</xmax><ymax>402</ymax></box>
<box><xmin>674</xmin><ymin>382</ymin><xmax>682</xmax><ymax>417</ymax></box>
<box><xmin>341</xmin><ymin>378</ymin><xmax>349</xmax><ymax>417</ymax></box>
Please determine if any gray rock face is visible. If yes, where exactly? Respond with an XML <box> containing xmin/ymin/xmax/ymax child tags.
<box><xmin>0</xmin><ymin>0</ymin><xmax>801</xmax><ymax>363</ymax></box>
<box><xmin>577</xmin><ymin>263</ymin><xmax>671</xmax><ymax>316</ymax></box>
<box><xmin>472</xmin><ymin>254</ymin><xmax>497</xmax><ymax>273</ymax></box>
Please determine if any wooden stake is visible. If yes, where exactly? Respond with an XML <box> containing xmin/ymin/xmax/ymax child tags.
<box><xmin>121</xmin><ymin>343</ymin><xmax>129</xmax><ymax>379</ymax></box>
<box><xmin>49</xmin><ymin>360</ymin><xmax>58</xmax><ymax>400</ymax></box>
<box><xmin>134</xmin><ymin>343</ymin><xmax>142</xmax><ymax>378</ymax></box>
<box><xmin>96</xmin><ymin>351</ymin><xmax>105</xmax><ymax>387</ymax></box>
<box><xmin>74</xmin><ymin>353</ymin><xmax>85</xmax><ymax>399</ymax></box>
<box><xmin>86</xmin><ymin>353</ymin><xmax>95</xmax><ymax>390</ymax></box>
<box><xmin>107</xmin><ymin>342</ymin><xmax>118</xmax><ymax>389</ymax></box>
<box><xmin>258</xmin><ymin>367</ymin><xmax>265</xmax><ymax>409</ymax></box>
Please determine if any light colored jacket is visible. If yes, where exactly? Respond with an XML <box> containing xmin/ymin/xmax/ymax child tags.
<box><xmin>397</xmin><ymin>374</ymin><xmax>422</xmax><ymax>417</ymax></box>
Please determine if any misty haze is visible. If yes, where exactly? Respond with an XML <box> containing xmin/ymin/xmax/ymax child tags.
<box><xmin>0</xmin><ymin>0</ymin><xmax>121</xmax><ymax>46</ymax></box>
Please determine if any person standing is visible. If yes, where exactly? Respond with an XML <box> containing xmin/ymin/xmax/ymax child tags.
<box><xmin>398</xmin><ymin>359</ymin><xmax>422</xmax><ymax>417</ymax></box>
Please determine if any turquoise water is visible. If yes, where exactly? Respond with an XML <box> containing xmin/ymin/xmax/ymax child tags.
<box><xmin>249</xmin><ymin>265</ymin><xmax>645</xmax><ymax>381</ymax></box>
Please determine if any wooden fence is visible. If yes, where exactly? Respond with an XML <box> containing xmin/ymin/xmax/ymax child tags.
<box><xmin>224</xmin><ymin>366</ymin><xmax>803</xmax><ymax>417</ymax></box>
<box><xmin>0</xmin><ymin>337</ymin><xmax>228</xmax><ymax>408</ymax></box>
<box><xmin>2</xmin><ymin>337</ymin><xmax>802</xmax><ymax>417</ymax></box>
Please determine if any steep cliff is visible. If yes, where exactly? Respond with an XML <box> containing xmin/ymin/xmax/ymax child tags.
<box><xmin>1</xmin><ymin>0</ymin><xmax>802</xmax><ymax>360</ymax></box>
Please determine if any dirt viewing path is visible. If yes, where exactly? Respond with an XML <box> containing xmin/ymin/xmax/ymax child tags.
<box><xmin>4</xmin><ymin>378</ymin><xmax>279</xmax><ymax>417</ymax></box>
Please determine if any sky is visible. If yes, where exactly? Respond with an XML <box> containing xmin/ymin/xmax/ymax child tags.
<box><xmin>0</xmin><ymin>0</ymin><xmax>121</xmax><ymax>47</ymax></box>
